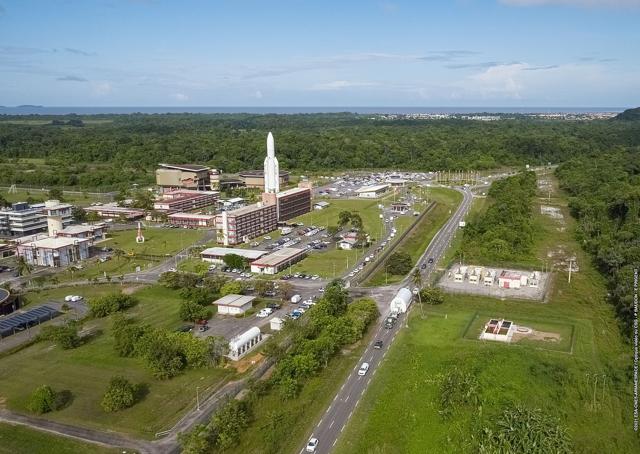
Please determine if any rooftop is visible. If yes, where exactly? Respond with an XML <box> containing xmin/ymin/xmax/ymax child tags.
<box><xmin>201</xmin><ymin>247</ymin><xmax>267</xmax><ymax>260</ymax></box>
<box><xmin>212</xmin><ymin>294</ymin><xmax>256</xmax><ymax>308</ymax></box>
<box><xmin>158</xmin><ymin>163</ymin><xmax>210</xmax><ymax>172</ymax></box>
<box><xmin>168</xmin><ymin>213</ymin><xmax>216</xmax><ymax>220</ymax></box>
<box><xmin>356</xmin><ymin>184</ymin><xmax>390</xmax><ymax>193</ymax></box>
<box><xmin>19</xmin><ymin>236</ymin><xmax>90</xmax><ymax>249</ymax></box>
<box><xmin>251</xmin><ymin>247</ymin><xmax>306</xmax><ymax>267</ymax></box>
<box><xmin>222</xmin><ymin>202</ymin><xmax>275</xmax><ymax>217</ymax></box>
<box><xmin>277</xmin><ymin>187</ymin><xmax>311</xmax><ymax>198</ymax></box>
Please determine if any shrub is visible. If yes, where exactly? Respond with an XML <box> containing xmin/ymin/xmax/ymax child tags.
<box><xmin>89</xmin><ymin>293</ymin><xmax>137</xmax><ymax>318</ymax></box>
<box><xmin>179</xmin><ymin>300</ymin><xmax>211</xmax><ymax>322</ymax></box>
<box><xmin>27</xmin><ymin>385</ymin><xmax>58</xmax><ymax>414</ymax></box>
<box><xmin>220</xmin><ymin>281</ymin><xmax>243</xmax><ymax>296</ymax></box>
<box><xmin>386</xmin><ymin>252</ymin><xmax>412</xmax><ymax>275</ymax></box>
<box><xmin>419</xmin><ymin>287</ymin><xmax>445</xmax><ymax>305</ymax></box>
<box><xmin>101</xmin><ymin>376</ymin><xmax>138</xmax><ymax>412</ymax></box>
<box><xmin>38</xmin><ymin>321</ymin><xmax>81</xmax><ymax>349</ymax></box>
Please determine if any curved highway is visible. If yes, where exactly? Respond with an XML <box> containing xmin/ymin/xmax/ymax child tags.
<box><xmin>301</xmin><ymin>186</ymin><xmax>474</xmax><ymax>454</ymax></box>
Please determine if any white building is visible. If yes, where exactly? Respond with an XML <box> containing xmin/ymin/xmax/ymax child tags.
<box><xmin>337</xmin><ymin>238</ymin><xmax>358</xmax><ymax>250</ymax></box>
<box><xmin>479</xmin><ymin>319</ymin><xmax>516</xmax><ymax>343</ymax></box>
<box><xmin>313</xmin><ymin>201</ymin><xmax>330</xmax><ymax>210</ymax></box>
<box><xmin>213</xmin><ymin>294</ymin><xmax>256</xmax><ymax>315</ymax></box>
<box><xmin>356</xmin><ymin>184</ymin><xmax>390</xmax><ymax>198</ymax></box>
<box><xmin>16</xmin><ymin>236</ymin><xmax>90</xmax><ymax>267</ymax></box>
<box><xmin>390</xmin><ymin>287</ymin><xmax>413</xmax><ymax>313</ymax></box>
<box><xmin>228</xmin><ymin>326</ymin><xmax>264</xmax><ymax>361</ymax></box>
<box><xmin>200</xmin><ymin>247</ymin><xmax>267</xmax><ymax>264</ymax></box>
<box><xmin>250</xmin><ymin>247</ymin><xmax>307</xmax><ymax>275</ymax></box>
<box><xmin>498</xmin><ymin>271</ymin><xmax>528</xmax><ymax>289</ymax></box>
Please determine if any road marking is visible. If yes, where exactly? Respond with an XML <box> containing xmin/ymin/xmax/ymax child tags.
<box><xmin>361</xmin><ymin>388</ymin><xmax>365</xmax><ymax>396</ymax></box>
<box><xmin>367</xmin><ymin>378</ymin><xmax>371</xmax><ymax>386</ymax></box>
<box><xmin>329</xmin><ymin>419</ymin><xmax>335</xmax><ymax>428</ymax></box>
<box><xmin>344</xmin><ymin>394</ymin><xmax>350</xmax><ymax>403</ymax></box>
<box><xmin>333</xmin><ymin>439</ymin><xmax>337</xmax><ymax>447</ymax></box>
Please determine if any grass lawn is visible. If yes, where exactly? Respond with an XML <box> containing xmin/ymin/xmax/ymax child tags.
<box><xmin>51</xmin><ymin>228</ymin><xmax>206</xmax><ymax>283</ymax></box>
<box><xmin>0</xmin><ymin>283</ymin><xmax>234</xmax><ymax>438</ymax></box>
<box><xmin>0</xmin><ymin>423</ymin><xmax>121</xmax><ymax>454</ymax></box>
<box><xmin>335</xmin><ymin>176</ymin><xmax>637</xmax><ymax>454</ymax></box>
<box><xmin>224</xmin><ymin>323</ymin><xmax>375</xmax><ymax>454</ymax></box>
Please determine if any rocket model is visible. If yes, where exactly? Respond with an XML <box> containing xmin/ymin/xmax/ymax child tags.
<box><xmin>263</xmin><ymin>132</ymin><xmax>279</xmax><ymax>193</ymax></box>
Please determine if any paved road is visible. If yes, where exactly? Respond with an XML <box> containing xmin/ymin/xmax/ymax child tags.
<box><xmin>301</xmin><ymin>187</ymin><xmax>474</xmax><ymax>454</ymax></box>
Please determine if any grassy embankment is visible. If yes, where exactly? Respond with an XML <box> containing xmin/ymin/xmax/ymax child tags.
<box><xmin>365</xmin><ymin>187</ymin><xmax>462</xmax><ymax>286</ymax></box>
<box><xmin>334</xmin><ymin>173</ymin><xmax>637</xmax><ymax>453</ymax></box>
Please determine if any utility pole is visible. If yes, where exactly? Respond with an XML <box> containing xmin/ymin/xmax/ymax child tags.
<box><xmin>568</xmin><ymin>259</ymin><xmax>573</xmax><ymax>284</ymax></box>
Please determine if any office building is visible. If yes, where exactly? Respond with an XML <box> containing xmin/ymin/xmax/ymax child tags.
<box><xmin>153</xmin><ymin>189</ymin><xmax>218</xmax><ymax>214</ymax></box>
<box><xmin>156</xmin><ymin>163</ymin><xmax>212</xmax><ymax>192</ymax></box>
<box><xmin>215</xmin><ymin>203</ymin><xmax>277</xmax><ymax>246</ymax></box>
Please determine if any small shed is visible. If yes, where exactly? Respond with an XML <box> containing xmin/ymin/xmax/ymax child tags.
<box><xmin>270</xmin><ymin>317</ymin><xmax>284</xmax><ymax>331</ymax></box>
<box><xmin>213</xmin><ymin>294</ymin><xmax>256</xmax><ymax>315</ymax></box>
<box><xmin>313</xmin><ymin>201</ymin><xmax>330</xmax><ymax>210</ymax></box>
<box><xmin>390</xmin><ymin>287</ymin><xmax>413</xmax><ymax>313</ymax></box>
<box><xmin>337</xmin><ymin>238</ymin><xmax>358</xmax><ymax>250</ymax></box>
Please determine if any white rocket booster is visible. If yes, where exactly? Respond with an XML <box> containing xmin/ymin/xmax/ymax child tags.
<box><xmin>264</xmin><ymin>131</ymin><xmax>279</xmax><ymax>193</ymax></box>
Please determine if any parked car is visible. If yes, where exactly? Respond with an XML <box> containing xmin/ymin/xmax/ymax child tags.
<box><xmin>168</xmin><ymin>267</ymin><xmax>177</xmax><ymax>272</ymax></box>
<box><xmin>256</xmin><ymin>308</ymin><xmax>272</xmax><ymax>318</ymax></box>
<box><xmin>290</xmin><ymin>294</ymin><xmax>302</xmax><ymax>304</ymax></box>
<box><xmin>358</xmin><ymin>362</ymin><xmax>370</xmax><ymax>376</ymax></box>
<box><xmin>266</xmin><ymin>302</ymin><xmax>281</xmax><ymax>310</ymax></box>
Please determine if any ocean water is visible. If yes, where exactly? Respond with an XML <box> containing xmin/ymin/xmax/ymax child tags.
<box><xmin>0</xmin><ymin>106</ymin><xmax>626</xmax><ymax>115</ymax></box>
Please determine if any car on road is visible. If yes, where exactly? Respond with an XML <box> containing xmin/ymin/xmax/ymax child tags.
<box><xmin>168</xmin><ymin>267</ymin><xmax>177</xmax><ymax>272</ymax></box>
<box><xmin>306</xmin><ymin>438</ymin><xmax>319</xmax><ymax>452</ymax></box>
<box><xmin>358</xmin><ymin>362</ymin><xmax>370</xmax><ymax>376</ymax></box>
<box><xmin>421</xmin><ymin>263</ymin><xmax>427</xmax><ymax>269</ymax></box>
<box><xmin>428</xmin><ymin>257</ymin><xmax>434</xmax><ymax>263</ymax></box>
<box><xmin>374</xmin><ymin>340</ymin><xmax>383</xmax><ymax>349</ymax></box>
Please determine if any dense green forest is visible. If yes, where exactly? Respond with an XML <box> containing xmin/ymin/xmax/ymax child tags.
<box><xmin>460</xmin><ymin>171</ymin><xmax>538</xmax><ymax>264</ymax></box>
<box><xmin>556</xmin><ymin>150</ymin><xmax>640</xmax><ymax>336</ymax></box>
<box><xmin>1</xmin><ymin>113</ymin><xmax>639</xmax><ymax>190</ymax></box>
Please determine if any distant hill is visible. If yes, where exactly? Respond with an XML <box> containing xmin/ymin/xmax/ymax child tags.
<box><xmin>614</xmin><ymin>107</ymin><xmax>640</xmax><ymax>121</ymax></box>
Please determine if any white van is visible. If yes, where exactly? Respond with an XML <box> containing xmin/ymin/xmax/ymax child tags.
<box><xmin>290</xmin><ymin>294</ymin><xmax>302</xmax><ymax>304</ymax></box>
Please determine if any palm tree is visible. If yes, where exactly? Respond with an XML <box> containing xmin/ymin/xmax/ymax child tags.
<box><xmin>411</xmin><ymin>268</ymin><xmax>424</xmax><ymax>318</ymax></box>
<box><xmin>16</xmin><ymin>256</ymin><xmax>32</xmax><ymax>277</ymax></box>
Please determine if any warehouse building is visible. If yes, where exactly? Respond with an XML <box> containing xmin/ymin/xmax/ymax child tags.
<box><xmin>239</xmin><ymin>170</ymin><xmax>290</xmax><ymax>189</ymax></box>
<box><xmin>156</xmin><ymin>163</ymin><xmax>212</xmax><ymax>192</ymax></box>
<box><xmin>213</xmin><ymin>294</ymin><xmax>256</xmax><ymax>316</ymax></box>
<box><xmin>200</xmin><ymin>247</ymin><xmax>267</xmax><ymax>264</ymax></box>
<box><xmin>153</xmin><ymin>189</ymin><xmax>218</xmax><ymax>214</ymax></box>
<box><xmin>167</xmin><ymin>212</ymin><xmax>216</xmax><ymax>228</ymax></box>
<box><xmin>215</xmin><ymin>202</ymin><xmax>278</xmax><ymax>246</ymax></box>
<box><xmin>356</xmin><ymin>184</ymin><xmax>390</xmax><ymax>198</ymax></box>
<box><xmin>250</xmin><ymin>247</ymin><xmax>307</xmax><ymax>275</ymax></box>
<box><xmin>16</xmin><ymin>236</ymin><xmax>90</xmax><ymax>267</ymax></box>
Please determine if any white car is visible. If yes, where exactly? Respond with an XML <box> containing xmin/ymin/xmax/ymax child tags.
<box><xmin>256</xmin><ymin>309</ymin><xmax>272</xmax><ymax>318</ymax></box>
<box><xmin>70</xmin><ymin>295</ymin><xmax>83</xmax><ymax>302</ymax></box>
<box><xmin>168</xmin><ymin>267</ymin><xmax>177</xmax><ymax>272</ymax></box>
<box><xmin>358</xmin><ymin>362</ymin><xmax>370</xmax><ymax>376</ymax></box>
<box><xmin>306</xmin><ymin>438</ymin><xmax>319</xmax><ymax>452</ymax></box>
<box><xmin>64</xmin><ymin>295</ymin><xmax>74</xmax><ymax>302</ymax></box>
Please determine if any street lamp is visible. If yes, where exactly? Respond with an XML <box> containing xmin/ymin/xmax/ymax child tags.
<box><xmin>196</xmin><ymin>386</ymin><xmax>200</xmax><ymax>411</ymax></box>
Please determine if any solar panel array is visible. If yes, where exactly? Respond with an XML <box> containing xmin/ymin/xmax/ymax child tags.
<box><xmin>0</xmin><ymin>305</ymin><xmax>60</xmax><ymax>337</ymax></box>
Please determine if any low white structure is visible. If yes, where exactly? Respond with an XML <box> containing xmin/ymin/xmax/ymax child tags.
<box><xmin>479</xmin><ymin>319</ymin><xmax>515</xmax><ymax>343</ymax></box>
<box><xmin>250</xmin><ymin>247</ymin><xmax>307</xmax><ymax>275</ymax></box>
<box><xmin>228</xmin><ymin>326</ymin><xmax>264</xmax><ymax>361</ymax></box>
<box><xmin>313</xmin><ymin>201</ymin><xmax>330</xmax><ymax>210</ymax></box>
<box><xmin>337</xmin><ymin>238</ymin><xmax>358</xmax><ymax>250</ymax></box>
<box><xmin>356</xmin><ymin>184</ymin><xmax>390</xmax><ymax>198</ymax></box>
<box><xmin>201</xmin><ymin>247</ymin><xmax>267</xmax><ymax>264</ymax></box>
<box><xmin>213</xmin><ymin>294</ymin><xmax>255</xmax><ymax>315</ymax></box>
<box><xmin>498</xmin><ymin>271</ymin><xmax>528</xmax><ymax>289</ymax></box>
<box><xmin>390</xmin><ymin>287</ymin><xmax>413</xmax><ymax>313</ymax></box>
<box><xmin>270</xmin><ymin>317</ymin><xmax>284</xmax><ymax>331</ymax></box>
<box><xmin>16</xmin><ymin>236</ymin><xmax>90</xmax><ymax>267</ymax></box>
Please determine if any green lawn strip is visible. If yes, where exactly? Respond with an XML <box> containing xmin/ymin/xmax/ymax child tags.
<box><xmin>0</xmin><ymin>422</ymin><xmax>121</xmax><ymax>454</ymax></box>
<box><xmin>224</xmin><ymin>324</ymin><xmax>375</xmax><ymax>454</ymax></box>
<box><xmin>0</xmin><ymin>189</ymin><xmax>112</xmax><ymax>207</ymax></box>
<box><xmin>0</xmin><ymin>284</ymin><xmax>233</xmax><ymax>438</ymax></box>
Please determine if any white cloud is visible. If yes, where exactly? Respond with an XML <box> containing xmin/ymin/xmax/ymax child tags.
<box><xmin>311</xmin><ymin>80</ymin><xmax>380</xmax><ymax>91</ymax></box>
<box><xmin>171</xmin><ymin>93</ymin><xmax>189</xmax><ymax>101</ymax></box>
<box><xmin>500</xmin><ymin>0</ymin><xmax>640</xmax><ymax>7</ymax></box>
<box><xmin>92</xmin><ymin>81</ymin><xmax>113</xmax><ymax>96</ymax></box>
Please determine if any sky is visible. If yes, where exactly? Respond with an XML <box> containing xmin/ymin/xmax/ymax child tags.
<box><xmin>0</xmin><ymin>0</ymin><xmax>639</xmax><ymax>107</ymax></box>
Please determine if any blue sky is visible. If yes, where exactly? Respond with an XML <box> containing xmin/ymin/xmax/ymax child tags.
<box><xmin>0</xmin><ymin>0</ymin><xmax>638</xmax><ymax>107</ymax></box>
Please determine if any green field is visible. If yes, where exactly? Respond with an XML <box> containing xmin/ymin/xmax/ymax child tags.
<box><xmin>0</xmin><ymin>422</ymin><xmax>121</xmax><ymax>454</ymax></box>
<box><xmin>48</xmin><ymin>228</ymin><xmax>206</xmax><ymax>283</ymax></box>
<box><xmin>335</xmin><ymin>177</ymin><xmax>637</xmax><ymax>454</ymax></box>
<box><xmin>0</xmin><ymin>284</ymin><xmax>233</xmax><ymax>438</ymax></box>
<box><xmin>0</xmin><ymin>188</ymin><xmax>112</xmax><ymax>207</ymax></box>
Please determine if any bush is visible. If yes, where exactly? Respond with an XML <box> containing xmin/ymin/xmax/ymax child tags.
<box><xmin>138</xmin><ymin>330</ymin><xmax>187</xmax><ymax>379</ymax></box>
<box><xmin>220</xmin><ymin>281</ymin><xmax>243</xmax><ymax>296</ymax></box>
<box><xmin>439</xmin><ymin>368</ymin><xmax>480</xmax><ymax>419</ymax></box>
<box><xmin>89</xmin><ymin>293</ymin><xmax>137</xmax><ymax>318</ymax></box>
<box><xmin>179</xmin><ymin>300</ymin><xmax>211</xmax><ymax>322</ymax></box>
<box><xmin>386</xmin><ymin>252</ymin><xmax>412</xmax><ymax>275</ymax></box>
<box><xmin>27</xmin><ymin>385</ymin><xmax>58</xmax><ymax>414</ymax></box>
<box><xmin>159</xmin><ymin>271</ymin><xmax>200</xmax><ymax>290</ymax></box>
<box><xmin>419</xmin><ymin>287</ymin><xmax>445</xmax><ymax>305</ymax></box>
<box><xmin>211</xmin><ymin>399</ymin><xmax>251</xmax><ymax>449</ymax></box>
<box><xmin>38</xmin><ymin>321</ymin><xmax>81</xmax><ymax>349</ymax></box>
<box><xmin>101</xmin><ymin>376</ymin><xmax>138</xmax><ymax>412</ymax></box>
<box><xmin>111</xmin><ymin>314</ymin><xmax>149</xmax><ymax>357</ymax></box>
